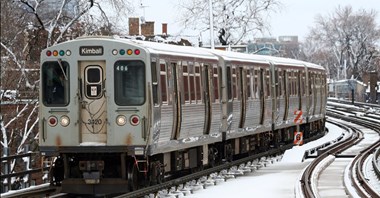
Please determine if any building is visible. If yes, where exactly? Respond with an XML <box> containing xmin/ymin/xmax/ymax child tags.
<box><xmin>127</xmin><ymin>18</ymin><xmax>192</xmax><ymax>46</ymax></box>
<box><xmin>202</xmin><ymin>36</ymin><xmax>301</xmax><ymax>59</ymax></box>
<box><xmin>328</xmin><ymin>79</ymin><xmax>367</xmax><ymax>102</ymax></box>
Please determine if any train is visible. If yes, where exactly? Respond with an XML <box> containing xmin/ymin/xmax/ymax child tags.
<box><xmin>39</xmin><ymin>36</ymin><xmax>327</xmax><ymax>195</ymax></box>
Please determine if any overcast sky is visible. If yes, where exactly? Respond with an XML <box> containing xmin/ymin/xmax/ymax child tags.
<box><xmin>135</xmin><ymin>0</ymin><xmax>380</xmax><ymax>42</ymax></box>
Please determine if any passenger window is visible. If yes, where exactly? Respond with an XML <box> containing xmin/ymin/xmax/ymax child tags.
<box><xmin>213</xmin><ymin>66</ymin><xmax>219</xmax><ymax>102</ymax></box>
<box><xmin>295</xmin><ymin>71</ymin><xmax>299</xmax><ymax>96</ymax></box>
<box><xmin>227</xmin><ymin>66</ymin><xmax>232</xmax><ymax>100</ymax></box>
<box><xmin>188</xmin><ymin>62</ymin><xmax>196</xmax><ymax>102</ymax></box>
<box><xmin>195</xmin><ymin>64</ymin><xmax>202</xmax><ymax>103</ymax></box>
<box><xmin>151</xmin><ymin>60</ymin><xmax>159</xmax><ymax>106</ymax></box>
<box><xmin>246</xmin><ymin>68</ymin><xmax>251</xmax><ymax>98</ymax></box>
<box><xmin>278</xmin><ymin>70</ymin><xmax>282</xmax><ymax>97</ymax></box>
<box><xmin>160</xmin><ymin>61</ymin><xmax>167</xmax><ymax>104</ymax></box>
<box><xmin>42</xmin><ymin>61</ymin><xmax>70</xmax><ymax>106</ymax></box>
<box><xmin>218</xmin><ymin>67</ymin><xmax>223</xmax><ymax>101</ymax></box>
<box><xmin>232</xmin><ymin>67</ymin><xmax>237</xmax><ymax>99</ymax></box>
<box><xmin>266</xmin><ymin>69</ymin><xmax>270</xmax><ymax>98</ymax></box>
<box><xmin>253</xmin><ymin>69</ymin><xmax>258</xmax><ymax>99</ymax></box>
<box><xmin>183</xmin><ymin>64</ymin><xmax>190</xmax><ymax>102</ymax></box>
<box><xmin>301</xmin><ymin>72</ymin><xmax>306</xmax><ymax>96</ymax></box>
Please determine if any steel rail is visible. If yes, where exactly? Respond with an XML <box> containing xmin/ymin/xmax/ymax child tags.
<box><xmin>300</xmin><ymin>118</ymin><xmax>361</xmax><ymax>198</ymax></box>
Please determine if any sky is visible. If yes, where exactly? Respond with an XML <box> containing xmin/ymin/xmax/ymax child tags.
<box><xmin>135</xmin><ymin>0</ymin><xmax>380</xmax><ymax>43</ymax></box>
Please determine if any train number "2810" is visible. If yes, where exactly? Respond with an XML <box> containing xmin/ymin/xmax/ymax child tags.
<box><xmin>87</xmin><ymin>119</ymin><xmax>102</xmax><ymax>125</ymax></box>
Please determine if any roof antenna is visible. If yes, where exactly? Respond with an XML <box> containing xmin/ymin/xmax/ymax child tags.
<box><xmin>140</xmin><ymin>0</ymin><xmax>148</xmax><ymax>24</ymax></box>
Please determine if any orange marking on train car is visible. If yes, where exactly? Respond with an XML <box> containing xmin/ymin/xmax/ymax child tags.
<box><xmin>55</xmin><ymin>135</ymin><xmax>62</xmax><ymax>146</ymax></box>
<box><xmin>126</xmin><ymin>133</ymin><xmax>133</xmax><ymax>145</ymax></box>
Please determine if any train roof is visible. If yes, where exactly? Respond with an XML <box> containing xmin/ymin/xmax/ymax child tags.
<box><xmin>47</xmin><ymin>36</ymin><xmax>325</xmax><ymax>71</ymax></box>
<box><xmin>129</xmin><ymin>39</ymin><xmax>324</xmax><ymax>71</ymax></box>
<box><xmin>204</xmin><ymin>48</ymin><xmax>270</xmax><ymax>64</ymax></box>
<box><xmin>129</xmin><ymin>39</ymin><xmax>219</xmax><ymax>61</ymax></box>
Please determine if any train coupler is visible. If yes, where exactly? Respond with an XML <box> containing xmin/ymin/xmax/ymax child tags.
<box><xmin>79</xmin><ymin>160</ymin><xmax>104</xmax><ymax>184</ymax></box>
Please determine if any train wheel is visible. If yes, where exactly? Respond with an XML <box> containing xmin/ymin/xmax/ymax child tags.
<box><xmin>127</xmin><ymin>163</ymin><xmax>139</xmax><ymax>191</ymax></box>
<box><xmin>150</xmin><ymin>161</ymin><xmax>164</xmax><ymax>185</ymax></box>
<box><xmin>225</xmin><ymin>144</ymin><xmax>233</xmax><ymax>162</ymax></box>
<box><xmin>208</xmin><ymin>147</ymin><xmax>217</xmax><ymax>167</ymax></box>
<box><xmin>51</xmin><ymin>157</ymin><xmax>64</xmax><ymax>186</ymax></box>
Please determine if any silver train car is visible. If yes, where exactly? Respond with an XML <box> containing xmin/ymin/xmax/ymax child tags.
<box><xmin>39</xmin><ymin>36</ymin><xmax>327</xmax><ymax>194</ymax></box>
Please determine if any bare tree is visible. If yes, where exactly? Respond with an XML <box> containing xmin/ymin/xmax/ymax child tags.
<box><xmin>303</xmin><ymin>5</ymin><xmax>380</xmax><ymax>81</ymax></box>
<box><xmin>178</xmin><ymin>0</ymin><xmax>281</xmax><ymax>45</ymax></box>
<box><xmin>1</xmin><ymin>0</ymin><xmax>133</xmax><ymax>189</ymax></box>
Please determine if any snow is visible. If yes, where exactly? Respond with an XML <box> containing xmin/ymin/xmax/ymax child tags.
<box><xmin>79</xmin><ymin>142</ymin><xmax>106</xmax><ymax>146</ymax></box>
<box><xmin>0</xmin><ymin>183</ymin><xmax>50</xmax><ymax>197</ymax></box>
<box><xmin>185</xmin><ymin>123</ymin><xmax>345</xmax><ymax>197</ymax></box>
<box><xmin>0</xmin><ymin>90</ymin><xmax>17</xmax><ymax>100</ymax></box>
<box><xmin>282</xmin><ymin>122</ymin><xmax>346</xmax><ymax>163</ymax></box>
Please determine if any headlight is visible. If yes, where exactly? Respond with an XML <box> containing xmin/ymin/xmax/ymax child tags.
<box><xmin>60</xmin><ymin>116</ymin><xmax>70</xmax><ymax>127</ymax></box>
<box><xmin>116</xmin><ymin>115</ymin><xmax>127</xmax><ymax>126</ymax></box>
<box><xmin>130</xmin><ymin>115</ymin><xmax>140</xmax><ymax>126</ymax></box>
<box><xmin>48</xmin><ymin>116</ymin><xmax>58</xmax><ymax>127</ymax></box>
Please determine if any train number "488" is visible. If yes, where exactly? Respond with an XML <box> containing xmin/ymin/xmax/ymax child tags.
<box><xmin>87</xmin><ymin>119</ymin><xmax>102</xmax><ymax>125</ymax></box>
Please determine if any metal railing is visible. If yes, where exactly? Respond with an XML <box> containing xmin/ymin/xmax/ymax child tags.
<box><xmin>1</xmin><ymin>148</ymin><xmax>49</xmax><ymax>193</ymax></box>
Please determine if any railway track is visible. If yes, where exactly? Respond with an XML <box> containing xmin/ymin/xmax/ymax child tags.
<box><xmin>299</xmin><ymin>107</ymin><xmax>380</xmax><ymax>198</ymax></box>
<box><xmin>1</xmin><ymin>184</ymin><xmax>61</xmax><ymax>198</ymax></box>
<box><xmin>114</xmin><ymin>145</ymin><xmax>292</xmax><ymax>198</ymax></box>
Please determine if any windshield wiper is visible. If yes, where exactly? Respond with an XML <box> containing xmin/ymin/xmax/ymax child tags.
<box><xmin>57</xmin><ymin>58</ymin><xmax>68</xmax><ymax>80</ymax></box>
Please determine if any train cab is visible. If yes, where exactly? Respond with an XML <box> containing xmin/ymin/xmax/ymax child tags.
<box><xmin>39</xmin><ymin>38</ymin><xmax>151</xmax><ymax>193</ymax></box>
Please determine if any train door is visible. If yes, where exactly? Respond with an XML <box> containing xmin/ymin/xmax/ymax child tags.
<box><xmin>202</xmin><ymin>64</ymin><xmax>212</xmax><ymax>134</ymax></box>
<box><xmin>169</xmin><ymin>62</ymin><xmax>182</xmax><ymax>140</ymax></box>
<box><xmin>239</xmin><ymin>67</ymin><xmax>247</xmax><ymax>128</ymax></box>
<box><xmin>273</xmin><ymin>67</ymin><xmax>280</xmax><ymax>124</ymax></box>
<box><xmin>150</xmin><ymin>58</ymin><xmax>160</xmax><ymax>141</ymax></box>
<box><xmin>297</xmin><ymin>70</ymin><xmax>302</xmax><ymax>110</ymax></box>
<box><xmin>259</xmin><ymin>68</ymin><xmax>265</xmax><ymax>125</ymax></box>
<box><xmin>230</xmin><ymin>65</ymin><xmax>244</xmax><ymax>130</ymax></box>
<box><xmin>79</xmin><ymin>61</ymin><xmax>107</xmax><ymax>143</ymax></box>
<box><xmin>283</xmin><ymin>70</ymin><xmax>289</xmax><ymax>121</ymax></box>
<box><xmin>317</xmin><ymin>73</ymin><xmax>323</xmax><ymax>115</ymax></box>
<box><xmin>312</xmin><ymin>73</ymin><xmax>317</xmax><ymax>115</ymax></box>
<box><xmin>226</xmin><ymin>66</ymin><xmax>233</xmax><ymax>129</ymax></box>
<box><xmin>308</xmin><ymin>71</ymin><xmax>315</xmax><ymax>117</ymax></box>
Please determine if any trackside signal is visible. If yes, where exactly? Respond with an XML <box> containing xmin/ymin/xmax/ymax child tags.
<box><xmin>294</xmin><ymin>132</ymin><xmax>304</xmax><ymax>145</ymax></box>
<box><xmin>293</xmin><ymin>110</ymin><xmax>303</xmax><ymax>124</ymax></box>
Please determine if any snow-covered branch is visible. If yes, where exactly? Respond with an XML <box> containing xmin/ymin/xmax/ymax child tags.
<box><xmin>178</xmin><ymin>0</ymin><xmax>280</xmax><ymax>44</ymax></box>
<box><xmin>17</xmin><ymin>103</ymin><xmax>39</xmax><ymax>154</ymax></box>
<box><xmin>1</xmin><ymin>42</ymin><xmax>36</xmax><ymax>89</ymax></box>
<box><xmin>303</xmin><ymin>5</ymin><xmax>380</xmax><ymax>80</ymax></box>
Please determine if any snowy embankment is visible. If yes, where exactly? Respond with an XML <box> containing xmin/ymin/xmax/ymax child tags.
<box><xmin>282</xmin><ymin>122</ymin><xmax>346</xmax><ymax>163</ymax></box>
<box><xmin>186</xmin><ymin>123</ymin><xmax>344</xmax><ymax>198</ymax></box>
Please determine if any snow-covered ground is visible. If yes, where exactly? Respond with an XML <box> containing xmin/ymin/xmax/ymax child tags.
<box><xmin>185</xmin><ymin>123</ymin><xmax>345</xmax><ymax>198</ymax></box>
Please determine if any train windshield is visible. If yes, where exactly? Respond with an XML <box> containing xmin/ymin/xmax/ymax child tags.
<box><xmin>42</xmin><ymin>61</ymin><xmax>69</xmax><ymax>106</ymax></box>
<box><xmin>114</xmin><ymin>60</ymin><xmax>145</xmax><ymax>106</ymax></box>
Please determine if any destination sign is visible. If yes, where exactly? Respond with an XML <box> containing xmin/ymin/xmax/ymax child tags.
<box><xmin>79</xmin><ymin>46</ymin><xmax>103</xmax><ymax>56</ymax></box>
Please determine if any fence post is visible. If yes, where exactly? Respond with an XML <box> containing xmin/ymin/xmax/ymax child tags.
<box><xmin>24</xmin><ymin>144</ymin><xmax>30</xmax><ymax>188</ymax></box>
<box><xmin>3</xmin><ymin>147</ymin><xmax>11</xmax><ymax>192</ymax></box>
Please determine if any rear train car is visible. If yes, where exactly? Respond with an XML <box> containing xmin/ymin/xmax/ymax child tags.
<box><xmin>39</xmin><ymin>36</ymin><xmax>327</xmax><ymax>195</ymax></box>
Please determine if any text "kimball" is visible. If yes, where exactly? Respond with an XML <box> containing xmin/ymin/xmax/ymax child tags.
<box><xmin>80</xmin><ymin>46</ymin><xmax>103</xmax><ymax>56</ymax></box>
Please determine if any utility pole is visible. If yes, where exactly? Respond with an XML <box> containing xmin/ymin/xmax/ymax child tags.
<box><xmin>209</xmin><ymin>0</ymin><xmax>215</xmax><ymax>49</ymax></box>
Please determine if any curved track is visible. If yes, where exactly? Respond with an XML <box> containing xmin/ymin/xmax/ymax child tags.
<box><xmin>300</xmin><ymin>103</ymin><xmax>380</xmax><ymax>198</ymax></box>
